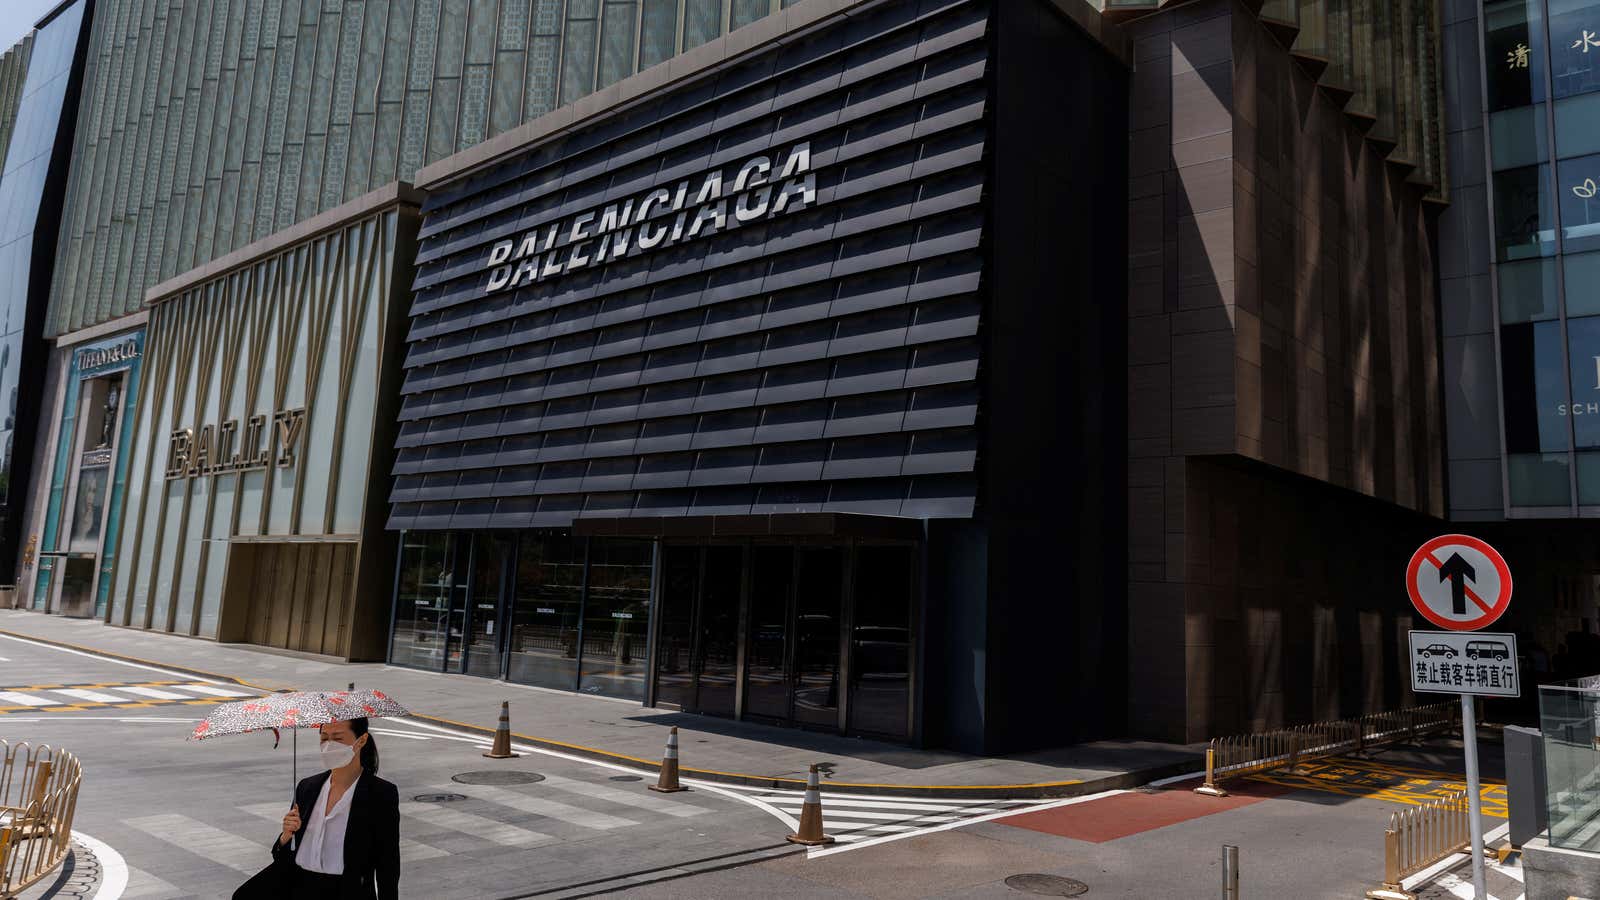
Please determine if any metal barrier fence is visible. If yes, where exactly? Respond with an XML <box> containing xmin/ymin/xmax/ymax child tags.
<box><xmin>1194</xmin><ymin>702</ymin><xmax>1456</xmax><ymax>797</ymax></box>
<box><xmin>0</xmin><ymin>741</ymin><xmax>82</xmax><ymax>899</ymax></box>
<box><xmin>1364</xmin><ymin>789</ymin><xmax>1470</xmax><ymax>900</ymax></box>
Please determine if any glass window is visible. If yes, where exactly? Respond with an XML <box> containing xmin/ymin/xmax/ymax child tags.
<box><xmin>731</xmin><ymin>0</ymin><xmax>771</xmax><ymax>29</ymax></box>
<box><xmin>1558</xmin><ymin>93</ymin><xmax>1600</xmax><ymax>158</ymax></box>
<box><xmin>683</xmin><ymin>0</ymin><xmax>721</xmax><ymax>51</ymax></box>
<box><xmin>1567</xmin><ymin>252</ymin><xmax>1600</xmax><ymax>315</ymax></box>
<box><xmin>638</xmin><ymin>0</ymin><xmax>677</xmax><ymax>70</ymax></box>
<box><xmin>1551</xmin><ymin>0</ymin><xmax>1600</xmax><ymax>98</ymax></box>
<box><xmin>560</xmin><ymin>17</ymin><xmax>599</xmax><ymax>106</ymax></box>
<box><xmin>1495</xmin><ymin>165</ymin><xmax>1557</xmax><ymax>260</ymax></box>
<box><xmin>792</xmin><ymin>547</ymin><xmax>843</xmax><ymax>729</ymax></box>
<box><xmin>1502</xmin><ymin>320</ymin><xmax>1570</xmax><ymax>453</ymax></box>
<box><xmin>597</xmin><ymin>2</ymin><xmax>638</xmax><ymax>90</ymax></box>
<box><xmin>653</xmin><ymin>546</ymin><xmax>697</xmax><ymax>708</ymax></box>
<box><xmin>389</xmin><ymin>531</ymin><xmax>457</xmax><ymax>670</ymax></box>
<box><xmin>745</xmin><ymin>546</ymin><xmax>794</xmax><ymax>721</ymax></box>
<box><xmin>1485</xmin><ymin>0</ymin><xmax>1546</xmax><ymax>110</ymax></box>
<box><xmin>1577</xmin><ymin>450</ymin><xmax>1600</xmax><ymax>502</ymax></box>
<box><xmin>1501</xmin><ymin>258</ymin><xmax>1561</xmax><ymax>321</ymax></box>
<box><xmin>1539</xmin><ymin>682</ymin><xmax>1600</xmax><ymax>851</ymax></box>
<box><xmin>1510</xmin><ymin>452</ymin><xmax>1573</xmax><ymax>505</ymax></box>
<box><xmin>578</xmin><ymin>538</ymin><xmax>653</xmax><ymax>699</ymax></box>
<box><xmin>1570</xmin><ymin>317</ymin><xmax>1600</xmax><ymax>448</ymax></box>
<box><xmin>1561</xmin><ymin>153</ymin><xmax>1600</xmax><ymax>252</ymax></box>
<box><xmin>1493</xmin><ymin>104</ymin><xmax>1549</xmax><ymax>170</ymax></box>
<box><xmin>506</xmin><ymin>533</ymin><xmax>585</xmax><ymax>689</ymax></box>
<box><xmin>848</xmin><ymin>546</ymin><xmax>912</xmax><ymax>740</ymax></box>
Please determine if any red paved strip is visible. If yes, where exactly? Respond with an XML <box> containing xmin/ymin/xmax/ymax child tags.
<box><xmin>996</xmin><ymin>782</ymin><xmax>1291</xmax><ymax>843</ymax></box>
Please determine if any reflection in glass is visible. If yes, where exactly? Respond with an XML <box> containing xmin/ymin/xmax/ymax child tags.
<box><xmin>849</xmin><ymin>546</ymin><xmax>912</xmax><ymax>740</ymax></box>
<box><xmin>1570</xmin><ymin>317</ymin><xmax>1600</xmax><ymax>448</ymax></box>
<box><xmin>508</xmin><ymin>533</ymin><xmax>586</xmax><ymax>689</ymax></box>
<box><xmin>389</xmin><ymin>531</ymin><xmax>457</xmax><ymax>670</ymax></box>
<box><xmin>792</xmin><ymin>548</ymin><xmax>842</xmax><ymax>729</ymax></box>
<box><xmin>464</xmin><ymin>534</ymin><xmax>509</xmax><ymax>678</ymax></box>
<box><xmin>1495</xmin><ymin>165</ymin><xmax>1557</xmax><ymax>260</ymax></box>
<box><xmin>1567</xmin><ymin>252</ymin><xmax>1600</xmax><ymax>315</ymax></box>
<box><xmin>1561</xmin><ymin>153</ymin><xmax>1600</xmax><ymax>252</ymax></box>
<box><xmin>1509</xmin><ymin>452</ymin><xmax>1573</xmax><ymax>505</ymax></box>
<box><xmin>1500</xmin><ymin>258</ymin><xmax>1561</xmax><ymax>322</ymax></box>
<box><xmin>694</xmin><ymin>546</ymin><xmax>742</xmax><ymax>718</ymax></box>
<box><xmin>578</xmin><ymin>538</ymin><xmax>652</xmax><ymax>699</ymax></box>
<box><xmin>1577</xmin><ymin>450</ymin><xmax>1600</xmax><ymax>503</ymax></box>
<box><xmin>654</xmin><ymin>547</ymin><xmax>697</xmax><ymax>708</ymax></box>
<box><xmin>1502</xmin><ymin>321</ymin><xmax>1570</xmax><ymax>453</ymax></box>
<box><xmin>1557</xmin><ymin>93</ymin><xmax>1600</xmax><ymax>158</ymax></box>
<box><xmin>1552</xmin><ymin>0</ymin><xmax>1600</xmax><ymax>98</ymax></box>
<box><xmin>1493</xmin><ymin>104</ymin><xmax>1548</xmax><ymax>170</ymax></box>
<box><xmin>745</xmin><ymin>547</ymin><xmax>794</xmax><ymax>721</ymax></box>
<box><xmin>1539</xmin><ymin>680</ymin><xmax>1600</xmax><ymax>851</ymax></box>
<box><xmin>1487</xmin><ymin>0</ymin><xmax>1545</xmax><ymax>109</ymax></box>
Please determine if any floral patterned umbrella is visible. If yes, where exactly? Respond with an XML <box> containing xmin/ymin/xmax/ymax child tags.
<box><xmin>188</xmin><ymin>689</ymin><xmax>408</xmax><ymax>791</ymax></box>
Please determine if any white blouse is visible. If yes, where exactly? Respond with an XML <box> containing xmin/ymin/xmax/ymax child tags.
<box><xmin>297</xmin><ymin>774</ymin><xmax>359</xmax><ymax>875</ymax></box>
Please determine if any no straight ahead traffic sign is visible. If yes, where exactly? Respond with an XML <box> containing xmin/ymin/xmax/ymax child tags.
<box><xmin>1406</xmin><ymin>534</ymin><xmax>1513</xmax><ymax>631</ymax></box>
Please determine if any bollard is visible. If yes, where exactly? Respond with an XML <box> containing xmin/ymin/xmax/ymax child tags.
<box><xmin>649</xmin><ymin>726</ymin><xmax>687</xmax><ymax>793</ymax></box>
<box><xmin>1195</xmin><ymin>745</ymin><xmax>1229</xmax><ymax>797</ymax></box>
<box><xmin>482</xmin><ymin>700</ymin><xmax>519</xmax><ymax>759</ymax></box>
<box><xmin>786</xmin><ymin>764</ymin><xmax>836</xmax><ymax>846</ymax></box>
<box><xmin>1221</xmin><ymin>844</ymin><xmax>1239</xmax><ymax>899</ymax></box>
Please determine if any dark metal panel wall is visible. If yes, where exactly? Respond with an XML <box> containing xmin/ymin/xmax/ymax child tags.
<box><xmin>392</xmin><ymin>0</ymin><xmax>990</xmax><ymax>530</ymax></box>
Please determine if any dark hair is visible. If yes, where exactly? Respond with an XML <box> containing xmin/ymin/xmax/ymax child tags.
<box><xmin>348</xmin><ymin>717</ymin><xmax>380</xmax><ymax>774</ymax></box>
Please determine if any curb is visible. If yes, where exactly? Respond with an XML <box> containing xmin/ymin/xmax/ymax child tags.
<box><xmin>1</xmin><ymin>625</ymin><xmax>1204</xmax><ymax>799</ymax></box>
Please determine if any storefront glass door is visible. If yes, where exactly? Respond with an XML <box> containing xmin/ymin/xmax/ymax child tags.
<box><xmin>694</xmin><ymin>547</ymin><xmax>743</xmax><ymax>718</ymax></box>
<box><xmin>463</xmin><ymin>535</ymin><xmax>513</xmax><ymax>678</ymax></box>
<box><xmin>792</xmin><ymin>548</ymin><xmax>844</xmax><ymax>729</ymax></box>
<box><xmin>744</xmin><ymin>546</ymin><xmax>795</xmax><ymax>721</ymax></box>
<box><xmin>389</xmin><ymin>531</ymin><xmax>459</xmax><ymax>670</ymax></box>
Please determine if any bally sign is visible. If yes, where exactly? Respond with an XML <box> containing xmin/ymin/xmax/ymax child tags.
<box><xmin>483</xmin><ymin>141</ymin><xmax>817</xmax><ymax>293</ymax></box>
<box><xmin>165</xmin><ymin>409</ymin><xmax>306</xmax><ymax>479</ymax></box>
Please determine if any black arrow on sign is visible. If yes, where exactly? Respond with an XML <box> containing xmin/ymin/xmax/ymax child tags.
<box><xmin>1437</xmin><ymin>552</ymin><xmax>1476</xmax><ymax>616</ymax></box>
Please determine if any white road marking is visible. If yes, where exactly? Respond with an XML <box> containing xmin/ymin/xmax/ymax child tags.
<box><xmin>535</xmin><ymin>772</ymin><xmax>713</xmax><ymax>818</ymax></box>
<box><xmin>54</xmin><ymin>688</ymin><xmax>130</xmax><ymax>703</ymax></box>
<box><xmin>368</xmin><ymin>728</ymin><xmax>432</xmax><ymax>740</ymax></box>
<box><xmin>806</xmin><ymin>789</ymin><xmax>1127</xmax><ymax>857</ymax></box>
<box><xmin>403</xmin><ymin>804</ymin><xmax>554</xmax><ymax>847</ymax></box>
<box><xmin>175</xmin><ymin>683</ymin><xmax>253</xmax><ymax>697</ymax></box>
<box><xmin>238</xmin><ymin>802</ymin><xmax>448</xmax><ymax>862</ymax></box>
<box><xmin>0</xmin><ymin>632</ymin><xmax>230</xmax><ymax>684</ymax></box>
<box><xmin>0</xmin><ymin>655</ymin><xmax>10</xmax><ymax>661</ymax></box>
<box><xmin>0</xmin><ymin>690</ymin><xmax>61</xmax><ymax>706</ymax></box>
<box><xmin>118</xmin><ymin>865</ymin><xmax>182</xmax><ymax>899</ymax></box>
<box><xmin>125</xmin><ymin>813</ymin><xmax>267</xmax><ymax>874</ymax></box>
<box><xmin>442</xmin><ymin>782</ymin><xmax>639</xmax><ymax>830</ymax></box>
<box><xmin>112</xmin><ymin>686</ymin><xmax>191</xmax><ymax>700</ymax></box>
<box><xmin>72</xmin><ymin>829</ymin><xmax>129</xmax><ymax>900</ymax></box>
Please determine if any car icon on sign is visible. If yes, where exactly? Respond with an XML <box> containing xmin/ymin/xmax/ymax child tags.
<box><xmin>1466</xmin><ymin>640</ymin><xmax>1509</xmax><ymax>662</ymax></box>
<box><xmin>1419</xmin><ymin>643</ymin><xmax>1457</xmax><ymax>659</ymax></box>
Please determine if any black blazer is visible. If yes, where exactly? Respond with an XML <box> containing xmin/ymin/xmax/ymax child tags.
<box><xmin>269</xmin><ymin>770</ymin><xmax>400</xmax><ymax>900</ymax></box>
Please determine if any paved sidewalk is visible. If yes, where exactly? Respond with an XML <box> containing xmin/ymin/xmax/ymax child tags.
<box><xmin>0</xmin><ymin>610</ymin><xmax>1201</xmax><ymax>797</ymax></box>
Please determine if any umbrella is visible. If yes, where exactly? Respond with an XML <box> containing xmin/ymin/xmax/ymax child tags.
<box><xmin>189</xmin><ymin>688</ymin><xmax>409</xmax><ymax>791</ymax></box>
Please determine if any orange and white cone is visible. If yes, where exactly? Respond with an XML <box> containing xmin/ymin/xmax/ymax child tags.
<box><xmin>482</xmin><ymin>700</ymin><xmax>519</xmax><ymax>759</ymax></box>
<box><xmin>648</xmin><ymin>726</ymin><xmax>687</xmax><ymax>792</ymax></box>
<box><xmin>785</xmin><ymin>764</ymin><xmax>835</xmax><ymax>846</ymax></box>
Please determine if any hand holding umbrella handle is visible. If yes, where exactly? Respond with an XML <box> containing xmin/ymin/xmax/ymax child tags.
<box><xmin>280</xmin><ymin>804</ymin><xmax>301</xmax><ymax>850</ymax></box>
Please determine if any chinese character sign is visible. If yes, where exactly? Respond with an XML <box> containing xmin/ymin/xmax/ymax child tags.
<box><xmin>1509</xmin><ymin>41</ymin><xmax>1531</xmax><ymax>69</ymax></box>
<box><xmin>1408</xmin><ymin>631</ymin><xmax>1521</xmax><ymax>698</ymax></box>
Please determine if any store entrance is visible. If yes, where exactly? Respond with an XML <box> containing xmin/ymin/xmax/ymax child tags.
<box><xmin>651</xmin><ymin>542</ymin><xmax>911</xmax><ymax>740</ymax></box>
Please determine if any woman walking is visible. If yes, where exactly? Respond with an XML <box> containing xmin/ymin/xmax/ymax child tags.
<box><xmin>235</xmin><ymin>717</ymin><xmax>400</xmax><ymax>899</ymax></box>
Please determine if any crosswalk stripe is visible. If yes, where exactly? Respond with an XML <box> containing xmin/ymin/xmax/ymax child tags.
<box><xmin>126</xmin><ymin>813</ymin><xmax>267</xmax><ymax>874</ymax></box>
<box><xmin>177</xmin><ymin>683</ymin><xmax>253</xmax><ymax>698</ymax></box>
<box><xmin>537</xmin><ymin>772</ymin><xmax>710</xmax><ymax>818</ymax></box>
<box><xmin>403</xmin><ymin>805</ymin><xmax>554</xmax><ymax>847</ymax></box>
<box><xmin>120</xmin><ymin>864</ymin><xmax>184</xmax><ymax>899</ymax></box>
<box><xmin>53</xmin><ymin>688</ymin><xmax>128</xmax><ymax>703</ymax></box>
<box><xmin>0</xmin><ymin>691</ymin><xmax>60</xmax><ymax>707</ymax></box>
<box><xmin>442</xmin><ymin>782</ymin><xmax>640</xmax><ymax>830</ymax></box>
<box><xmin>114</xmin><ymin>686</ymin><xmax>192</xmax><ymax>700</ymax></box>
<box><xmin>753</xmin><ymin>795</ymin><xmax>1004</xmax><ymax>814</ymax></box>
<box><xmin>763</xmin><ymin>806</ymin><xmax>963</xmax><ymax>823</ymax></box>
<box><xmin>238</xmin><ymin>802</ymin><xmax>448</xmax><ymax>862</ymax></box>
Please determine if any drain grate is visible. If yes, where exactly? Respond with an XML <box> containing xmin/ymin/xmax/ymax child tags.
<box><xmin>452</xmin><ymin>771</ymin><xmax>545</xmax><ymax>786</ymax></box>
<box><xmin>1003</xmin><ymin>874</ymin><xmax>1089</xmax><ymax>897</ymax></box>
<box><xmin>609</xmin><ymin>775</ymin><xmax>643</xmax><ymax>782</ymax></box>
<box><xmin>412</xmin><ymin>793</ymin><xmax>467</xmax><ymax>803</ymax></box>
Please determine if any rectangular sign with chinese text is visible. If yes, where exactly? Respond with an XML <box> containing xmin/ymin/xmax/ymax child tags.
<box><xmin>1408</xmin><ymin>630</ymin><xmax>1520</xmax><ymax>698</ymax></box>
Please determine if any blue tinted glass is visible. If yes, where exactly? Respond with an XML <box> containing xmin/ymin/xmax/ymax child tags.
<box><xmin>1569</xmin><ymin>317</ymin><xmax>1600</xmax><ymax>447</ymax></box>
<box><xmin>1502</xmin><ymin>320</ymin><xmax>1570</xmax><ymax>453</ymax></box>
<box><xmin>1486</xmin><ymin>0</ymin><xmax>1547</xmax><ymax>110</ymax></box>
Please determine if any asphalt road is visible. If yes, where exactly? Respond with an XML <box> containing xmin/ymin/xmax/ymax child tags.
<box><xmin>1</xmin><ymin>632</ymin><xmax>1520</xmax><ymax>899</ymax></box>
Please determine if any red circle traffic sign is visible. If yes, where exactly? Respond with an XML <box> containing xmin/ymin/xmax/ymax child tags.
<box><xmin>1405</xmin><ymin>534</ymin><xmax>1512</xmax><ymax>631</ymax></box>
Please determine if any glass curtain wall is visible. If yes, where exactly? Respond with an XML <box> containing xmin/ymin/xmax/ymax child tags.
<box><xmin>1489</xmin><ymin>0</ymin><xmax>1600</xmax><ymax>509</ymax></box>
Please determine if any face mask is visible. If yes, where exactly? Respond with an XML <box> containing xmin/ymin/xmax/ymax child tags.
<box><xmin>319</xmin><ymin>740</ymin><xmax>356</xmax><ymax>771</ymax></box>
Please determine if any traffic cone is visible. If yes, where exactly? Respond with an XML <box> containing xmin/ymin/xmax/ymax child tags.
<box><xmin>648</xmin><ymin>726</ymin><xmax>688</xmax><ymax>792</ymax></box>
<box><xmin>785</xmin><ymin>764</ymin><xmax>835</xmax><ymax>846</ymax></box>
<box><xmin>482</xmin><ymin>701</ymin><xmax>519</xmax><ymax>759</ymax></box>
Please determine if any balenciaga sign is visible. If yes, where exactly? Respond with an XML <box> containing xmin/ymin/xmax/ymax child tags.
<box><xmin>483</xmin><ymin>141</ymin><xmax>817</xmax><ymax>294</ymax></box>
<box><xmin>165</xmin><ymin>409</ymin><xmax>306</xmax><ymax>480</ymax></box>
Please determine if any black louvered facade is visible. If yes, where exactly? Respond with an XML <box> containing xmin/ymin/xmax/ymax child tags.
<box><xmin>387</xmin><ymin>0</ymin><xmax>1128</xmax><ymax>753</ymax></box>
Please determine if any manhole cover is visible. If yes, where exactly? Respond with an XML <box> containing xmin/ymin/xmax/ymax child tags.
<box><xmin>609</xmin><ymin>775</ymin><xmax>642</xmax><ymax>782</ymax></box>
<box><xmin>452</xmin><ymin>771</ymin><xmax>545</xmax><ymax>785</ymax></box>
<box><xmin>412</xmin><ymin>793</ymin><xmax>467</xmax><ymax>803</ymax></box>
<box><xmin>1003</xmin><ymin>874</ymin><xmax>1089</xmax><ymax>897</ymax></box>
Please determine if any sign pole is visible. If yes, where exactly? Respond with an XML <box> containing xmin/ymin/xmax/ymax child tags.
<box><xmin>1460</xmin><ymin>694</ymin><xmax>1486</xmax><ymax>900</ymax></box>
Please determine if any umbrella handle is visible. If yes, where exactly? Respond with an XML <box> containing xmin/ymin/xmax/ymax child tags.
<box><xmin>290</xmin><ymin>729</ymin><xmax>297</xmax><ymax>852</ymax></box>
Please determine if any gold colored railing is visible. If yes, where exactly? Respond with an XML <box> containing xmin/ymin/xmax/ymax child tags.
<box><xmin>1194</xmin><ymin>703</ymin><xmax>1455</xmax><ymax>797</ymax></box>
<box><xmin>1365</xmin><ymin>790</ymin><xmax>1470</xmax><ymax>900</ymax></box>
<box><xmin>0</xmin><ymin>742</ymin><xmax>82</xmax><ymax>899</ymax></box>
